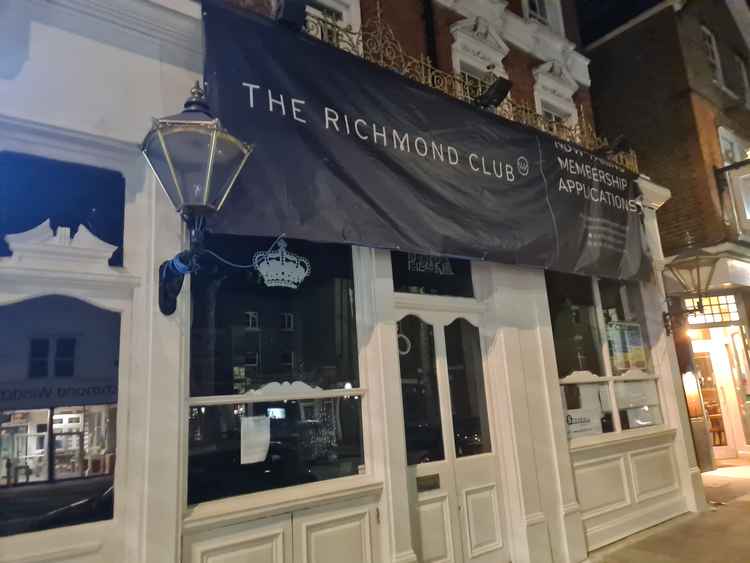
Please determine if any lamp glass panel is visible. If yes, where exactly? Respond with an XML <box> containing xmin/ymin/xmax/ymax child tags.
<box><xmin>160</xmin><ymin>125</ymin><xmax>213</xmax><ymax>209</ymax></box>
<box><xmin>206</xmin><ymin>133</ymin><xmax>249</xmax><ymax>211</ymax></box>
<box><xmin>143</xmin><ymin>132</ymin><xmax>183</xmax><ymax>210</ymax></box>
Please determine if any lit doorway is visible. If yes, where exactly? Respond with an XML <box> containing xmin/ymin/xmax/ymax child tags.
<box><xmin>689</xmin><ymin>324</ymin><xmax>750</xmax><ymax>459</ymax></box>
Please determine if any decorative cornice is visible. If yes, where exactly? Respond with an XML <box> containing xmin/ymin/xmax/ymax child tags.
<box><xmin>638</xmin><ymin>176</ymin><xmax>672</xmax><ymax>210</ymax></box>
<box><xmin>0</xmin><ymin>114</ymin><xmax>138</xmax><ymax>171</ymax></box>
<box><xmin>32</xmin><ymin>0</ymin><xmax>202</xmax><ymax>56</ymax></box>
<box><xmin>451</xmin><ymin>16</ymin><xmax>511</xmax><ymax>77</ymax></box>
<box><xmin>3</xmin><ymin>220</ymin><xmax>118</xmax><ymax>274</ymax></box>
<box><xmin>436</xmin><ymin>0</ymin><xmax>590</xmax><ymax>86</ymax></box>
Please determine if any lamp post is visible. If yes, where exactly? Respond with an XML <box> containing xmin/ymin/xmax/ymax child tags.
<box><xmin>141</xmin><ymin>82</ymin><xmax>254</xmax><ymax>315</ymax></box>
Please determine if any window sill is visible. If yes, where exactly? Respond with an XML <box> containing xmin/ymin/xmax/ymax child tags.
<box><xmin>569</xmin><ymin>425</ymin><xmax>676</xmax><ymax>453</ymax></box>
<box><xmin>183</xmin><ymin>475</ymin><xmax>383</xmax><ymax>533</ymax></box>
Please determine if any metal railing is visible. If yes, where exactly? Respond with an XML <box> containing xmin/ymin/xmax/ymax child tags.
<box><xmin>305</xmin><ymin>9</ymin><xmax>639</xmax><ymax>173</ymax></box>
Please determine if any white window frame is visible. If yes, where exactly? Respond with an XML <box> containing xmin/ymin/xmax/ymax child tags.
<box><xmin>702</xmin><ymin>26</ymin><xmax>725</xmax><ymax>86</ymax></box>
<box><xmin>523</xmin><ymin>0</ymin><xmax>566</xmax><ymax>36</ymax></box>
<box><xmin>736</xmin><ymin>53</ymin><xmax>750</xmax><ymax>108</ymax></box>
<box><xmin>557</xmin><ymin>277</ymin><xmax>663</xmax><ymax>443</ymax></box>
<box><xmin>305</xmin><ymin>0</ymin><xmax>361</xmax><ymax>32</ymax></box>
<box><xmin>280</xmin><ymin>312</ymin><xmax>295</xmax><ymax>332</ymax></box>
<box><xmin>245</xmin><ymin>311</ymin><xmax>259</xmax><ymax>330</ymax></box>
<box><xmin>533</xmin><ymin>61</ymin><xmax>579</xmax><ymax>127</ymax></box>
<box><xmin>450</xmin><ymin>16</ymin><xmax>510</xmax><ymax>101</ymax></box>
<box><xmin>185</xmin><ymin>247</ymin><xmax>374</xmax><ymax>519</ymax></box>
<box><xmin>719</xmin><ymin>125</ymin><xmax>750</xmax><ymax>166</ymax></box>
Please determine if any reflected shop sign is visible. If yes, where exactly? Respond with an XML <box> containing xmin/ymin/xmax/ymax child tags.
<box><xmin>0</xmin><ymin>380</ymin><xmax>117</xmax><ymax>411</ymax></box>
<box><xmin>204</xmin><ymin>2</ymin><xmax>649</xmax><ymax>279</ymax></box>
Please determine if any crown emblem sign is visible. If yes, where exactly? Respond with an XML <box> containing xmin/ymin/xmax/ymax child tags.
<box><xmin>252</xmin><ymin>238</ymin><xmax>311</xmax><ymax>289</ymax></box>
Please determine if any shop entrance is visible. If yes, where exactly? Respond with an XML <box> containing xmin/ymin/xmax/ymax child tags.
<box><xmin>396</xmin><ymin>311</ymin><xmax>508</xmax><ymax>563</ymax></box>
<box><xmin>689</xmin><ymin>324</ymin><xmax>750</xmax><ymax>459</ymax></box>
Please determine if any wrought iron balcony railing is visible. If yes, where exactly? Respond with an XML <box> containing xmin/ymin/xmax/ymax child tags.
<box><xmin>305</xmin><ymin>9</ymin><xmax>639</xmax><ymax>174</ymax></box>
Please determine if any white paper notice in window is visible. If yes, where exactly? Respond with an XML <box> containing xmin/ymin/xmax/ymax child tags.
<box><xmin>241</xmin><ymin>416</ymin><xmax>270</xmax><ymax>464</ymax></box>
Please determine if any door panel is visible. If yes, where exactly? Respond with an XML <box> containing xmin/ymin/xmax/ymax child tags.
<box><xmin>185</xmin><ymin>514</ymin><xmax>291</xmax><ymax>563</ymax></box>
<box><xmin>397</xmin><ymin>312</ymin><xmax>508</xmax><ymax>563</ymax></box>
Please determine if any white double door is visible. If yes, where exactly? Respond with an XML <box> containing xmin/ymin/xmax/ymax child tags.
<box><xmin>396</xmin><ymin>310</ymin><xmax>508</xmax><ymax>563</ymax></box>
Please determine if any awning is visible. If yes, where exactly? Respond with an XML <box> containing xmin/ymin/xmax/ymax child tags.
<box><xmin>203</xmin><ymin>1</ymin><xmax>650</xmax><ymax>280</ymax></box>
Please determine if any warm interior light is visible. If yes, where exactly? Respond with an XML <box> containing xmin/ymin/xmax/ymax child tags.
<box><xmin>687</xmin><ymin>329</ymin><xmax>703</xmax><ymax>340</ymax></box>
<box><xmin>682</xmin><ymin>371</ymin><xmax>703</xmax><ymax>418</ymax></box>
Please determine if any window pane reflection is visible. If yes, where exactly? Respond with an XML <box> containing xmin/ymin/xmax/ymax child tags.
<box><xmin>191</xmin><ymin>237</ymin><xmax>359</xmax><ymax>396</ymax></box>
<box><xmin>397</xmin><ymin>315</ymin><xmax>444</xmax><ymax>465</ymax></box>
<box><xmin>0</xmin><ymin>296</ymin><xmax>119</xmax><ymax>537</ymax></box>
<box><xmin>546</xmin><ymin>272</ymin><xmax>603</xmax><ymax>377</ymax></box>
<box><xmin>445</xmin><ymin>319</ymin><xmax>491</xmax><ymax>457</ymax></box>
<box><xmin>187</xmin><ymin>399</ymin><xmax>364</xmax><ymax>505</ymax></box>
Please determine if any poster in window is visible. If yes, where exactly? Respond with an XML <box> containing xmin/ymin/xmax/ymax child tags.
<box><xmin>607</xmin><ymin>322</ymin><xmax>646</xmax><ymax>372</ymax></box>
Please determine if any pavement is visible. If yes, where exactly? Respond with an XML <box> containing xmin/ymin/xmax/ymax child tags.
<box><xmin>589</xmin><ymin>459</ymin><xmax>750</xmax><ymax>563</ymax></box>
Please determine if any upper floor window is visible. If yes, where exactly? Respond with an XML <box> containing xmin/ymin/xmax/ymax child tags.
<box><xmin>528</xmin><ymin>0</ymin><xmax>548</xmax><ymax>24</ymax></box>
<box><xmin>702</xmin><ymin>26</ymin><xmax>724</xmax><ymax>85</ymax></box>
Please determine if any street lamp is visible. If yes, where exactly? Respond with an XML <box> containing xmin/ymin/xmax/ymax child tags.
<box><xmin>141</xmin><ymin>82</ymin><xmax>254</xmax><ymax>315</ymax></box>
<box><xmin>663</xmin><ymin>243</ymin><xmax>721</xmax><ymax>334</ymax></box>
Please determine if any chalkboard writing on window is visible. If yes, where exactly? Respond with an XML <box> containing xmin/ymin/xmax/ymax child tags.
<box><xmin>391</xmin><ymin>252</ymin><xmax>474</xmax><ymax>298</ymax></box>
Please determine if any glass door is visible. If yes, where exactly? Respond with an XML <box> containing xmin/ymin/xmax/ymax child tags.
<box><xmin>397</xmin><ymin>313</ymin><xmax>507</xmax><ymax>563</ymax></box>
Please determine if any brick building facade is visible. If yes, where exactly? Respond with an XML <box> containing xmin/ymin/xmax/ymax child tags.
<box><xmin>584</xmin><ymin>1</ymin><xmax>750</xmax><ymax>255</ymax></box>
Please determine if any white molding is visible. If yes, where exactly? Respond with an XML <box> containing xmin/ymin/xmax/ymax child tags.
<box><xmin>523</xmin><ymin>511</ymin><xmax>547</xmax><ymax>526</ymax></box>
<box><xmin>573</xmin><ymin>454</ymin><xmax>632</xmax><ymax>521</ymax></box>
<box><xmin>570</xmin><ymin>427</ymin><xmax>676</xmax><ymax>453</ymax></box>
<box><xmin>627</xmin><ymin>444</ymin><xmax>679</xmax><ymax>503</ymax></box>
<box><xmin>393</xmin><ymin>292</ymin><xmax>485</xmax><ymax>316</ymax></box>
<box><xmin>533</xmin><ymin>60</ymin><xmax>580</xmax><ymax>124</ymax></box>
<box><xmin>183</xmin><ymin>478</ymin><xmax>383</xmax><ymax>533</ymax></box>
<box><xmin>30</xmin><ymin>0</ymin><xmax>202</xmax><ymax>56</ymax></box>
<box><xmin>435</xmin><ymin>0</ymin><xmax>591</xmax><ymax>86</ymax></box>
<box><xmin>520</xmin><ymin>0</ymin><xmax>566</xmax><ymax>39</ymax></box>
<box><xmin>451</xmin><ymin>16</ymin><xmax>510</xmax><ymax>78</ymax></box>
<box><xmin>0</xmin><ymin>541</ymin><xmax>102</xmax><ymax>563</ymax></box>
<box><xmin>2</xmin><ymin>220</ymin><xmax>118</xmax><ymax>274</ymax></box>
<box><xmin>0</xmin><ymin>114</ymin><xmax>139</xmax><ymax>171</ymax></box>
<box><xmin>310</xmin><ymin>0</ymin><xmax>362</xmax><ymax>32</ymax></box>
<box><xmin>637</xmin><ymin>177</ymin><xmax>671</xmax><ymax>210</ymax></box>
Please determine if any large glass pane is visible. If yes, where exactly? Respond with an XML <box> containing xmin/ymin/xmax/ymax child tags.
<box><xmin>560</xmin><ymin>383</ymin><xmax>614</xmax><ymax>438</ymax></box>
<box><xmin>615</xmin><ymin>380</ymin><xmax>662</xmax><ymax>430</ymax></box>
<box><xmin>187</xmin><ymin>398</ymin><xmax>364</xmax><ymax>505</ymax></box>
<box><xmin>391</xmin><ymin>252</ymin><xmax>474</xmax><ymax>297</ymax></box>
<box><xmin>191</xmin><ymin>236</ymin><xmax>358</xmax><ymax>396</ymax></box>
<box><xmin>546</xmin><ymin>271</ymin><xmax>603</xmax><ymax>377</ymax></box>
<box><xmin>599</xmin><ymin>279</ymin><xmax>650</xmax><ymax>375</ymax></box>
<box><xmin>397</xmin><ymin>315</ymin><xmax>444</xmax><ymax>465</ymax></box>
<box><xmin>0</xmin><ymin>296</ymin><xmax>119</xmax><ymax>537</ymax></box>
<box><xmin>444</xmin><ymin>319</ymin><xmax>491</xmax><ymax>457</ymax></box>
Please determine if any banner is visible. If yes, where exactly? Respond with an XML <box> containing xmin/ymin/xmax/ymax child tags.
<box><xmin>204</xmin><ymin>2</ymin><xmax>649</xmax><ymax>279</ymax></box>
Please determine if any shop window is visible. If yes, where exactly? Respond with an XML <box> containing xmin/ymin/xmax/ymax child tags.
<box><xmin>391</xmin><ymin>251</ymin><xmax>474</xmax><ymax>297</ymax></box>
<box><xmin>189</xmin><ymin>236</ymin><xmax>363</xmax><ymax>505</ymax></box>
<box><xmin>546</xmin><ymin>272</ymin><xmax>660</xmax><ymax>439</ymax></box>
<box><xmin>0</xmin><ymin>296</ymin><xmax>119</xmax><ymax>537</ymax></box>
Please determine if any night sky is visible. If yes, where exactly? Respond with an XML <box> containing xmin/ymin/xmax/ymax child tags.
<box><xmin>576</xmin><ymin>0</ymin><xmax>663</xmax><ymax>46</ymax></box>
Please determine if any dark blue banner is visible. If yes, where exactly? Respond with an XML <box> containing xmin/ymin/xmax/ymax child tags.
<box><xmin>204</xmin><ymin>1</ymin><xmax>649</xmax><ymax>279</ymax></box>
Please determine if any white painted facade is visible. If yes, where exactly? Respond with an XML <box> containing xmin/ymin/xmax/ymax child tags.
<box><xmin>0</xmin><ymin>2</ymin><xmax>705</xmax><ymax>563</ymax></box>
